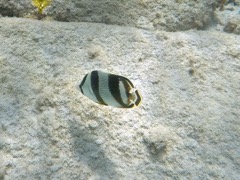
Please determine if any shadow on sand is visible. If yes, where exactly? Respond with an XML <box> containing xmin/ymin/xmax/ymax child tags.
<box><xmin>68</xmin><ymin>119</ymin><xmax>117</xmax><ymax>179</ymax></box>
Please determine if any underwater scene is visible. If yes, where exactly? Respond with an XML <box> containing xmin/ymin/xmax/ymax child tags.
<box><xmin>0</xmin><ymin>0</ymin><xmax>240</xmax><ymax>179</ymax></box>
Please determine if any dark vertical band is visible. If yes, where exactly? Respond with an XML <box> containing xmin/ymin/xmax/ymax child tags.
<box><xmin>108</xmin><ymin>75</ymin><xmax>129</xmax><ymax>108</ymax></box>
<box><xmin>134</xmin><ymin>90</ymin><xmax>142</xmax><ymax>106</ymax></box>
<box><xmin>121</xmin><ymin>77</ymin><xmax>133</xmax><ymax>99</ymax></box>
<box><xmin>79</xmin><ymin>74</ymin><xmax>87</xmax><ymax>94</ymax></box>
<box><xmin>121</xmin><ymin>77</ymin><xmax>142</xmax><ymax>107</ymax></box>
<box><xmin>91</xmin><ymin>71</ymin><xmax>107</xmax><ymax>105</ymax></box>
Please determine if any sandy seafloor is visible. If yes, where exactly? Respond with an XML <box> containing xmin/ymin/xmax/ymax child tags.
<box><xmin>0</xmin><ymin>0</ymin><xmax>240</xmax><ymax>179</ymax></box>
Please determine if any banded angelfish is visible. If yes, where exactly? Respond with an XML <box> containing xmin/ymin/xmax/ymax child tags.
<box><xmin>79</xmin><ymin>70</ymin><xmax>142</xmax><ymax>108</ymax></box>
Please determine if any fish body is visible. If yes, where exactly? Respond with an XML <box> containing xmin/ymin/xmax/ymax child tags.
<box><xmin>79</xmin><ymin>70</ymin><xmax>142</xmax><ymax>108</ymax></box>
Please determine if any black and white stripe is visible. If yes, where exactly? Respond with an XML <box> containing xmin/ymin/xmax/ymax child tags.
<box><xmin>79</xmin><ymin>70</ymin><xmax>142</xmax><ymax>108</ymax></box>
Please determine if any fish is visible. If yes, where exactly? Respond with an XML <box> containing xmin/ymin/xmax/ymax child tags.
<box><xmin>79</xmin><ymin>70</ymin><xmax>142</xmax><ymax>108</ymax></box>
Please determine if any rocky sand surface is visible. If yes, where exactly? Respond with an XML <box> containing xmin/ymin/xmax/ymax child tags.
<box><xmin>0</xmin><ymin>1</ymin><xmax>240</xmax><ymax>179</ymax></box>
